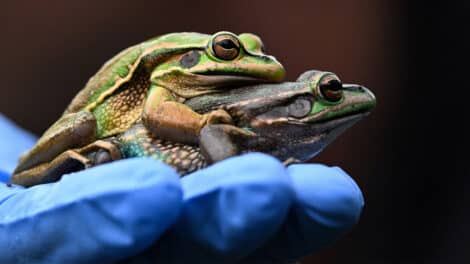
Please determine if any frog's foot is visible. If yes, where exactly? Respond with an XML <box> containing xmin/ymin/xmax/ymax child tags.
<box><xmin>11</xmin><ymin>150</ymin><xmax>92</xmax><ymax>187</ymax></box>
<box><xmin>199</xmin><ymin>124</ymin><xmax>256</xmax><ymax>164</ymax></box>
<box><xmin>14</xmin><ymin>111</ymin><xmax>97</xmax><ymax>174</ymax></box>
<box><xmin>282</xmin><ymin>157</ymin><xmax>302</xmax><ymax>166</ymax></box>
<box><xmin>80</xmin><ymin>140</ymin><xmax>122</xmax><ymax>166</ymax></box>
<box><xmin>200</xmin><ymin>109</ymin><xmax>233</xmax><ymax>126</ymax></box>
<box><xmin>11</xmin><ymin>140</ymin><xmax>121</xmax><ymax>187</ymax></box>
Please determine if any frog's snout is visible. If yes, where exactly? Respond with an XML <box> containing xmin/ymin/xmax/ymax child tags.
<box><xmin>342</xmin><ymin>84</ymin><xmax>376</xmax><ymax>108</ymax></box>
<box><xmin>363</xmin><ymin>86</ymin><xmax>376</xmax><ymax>103</ymax></box>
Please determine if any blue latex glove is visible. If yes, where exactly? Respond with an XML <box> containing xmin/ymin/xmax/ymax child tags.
<box><xmin>0</xmin><ymin>114</ymin><xmax>364</xmax><ymax>263</ymax></box>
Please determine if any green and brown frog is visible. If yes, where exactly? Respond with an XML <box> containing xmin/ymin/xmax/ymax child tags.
<box><xmin>11</xmin><ymin>31</ymin><xmax>375</xmax><ymax>187</ymax></box>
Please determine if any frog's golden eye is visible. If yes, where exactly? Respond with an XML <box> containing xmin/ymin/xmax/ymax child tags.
<box><xmin>319</xmin><ymin>77</ymin><xmax>343</xmax><ymax>102</ymax></box>
<box><xmin>212</xmin><ymin>34</ymin><xmax>241</xmax><ymax>60</ymax></box>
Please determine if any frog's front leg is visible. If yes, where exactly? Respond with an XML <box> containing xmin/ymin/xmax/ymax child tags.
<box><xmin>199</xmin><ymin>124</ymin><xmax>257</xmax><ymax>164</ymax></box>
<box><xmin>142</xmin><ymin>85</ymin><xmax>232</xmax><ymax>144</ymax></box>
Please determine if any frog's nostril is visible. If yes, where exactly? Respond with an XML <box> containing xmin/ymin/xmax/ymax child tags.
<box><xmin>342</xmin><ymin>84</ymin><xmax>365</xmax><ymax>92</ymax></box>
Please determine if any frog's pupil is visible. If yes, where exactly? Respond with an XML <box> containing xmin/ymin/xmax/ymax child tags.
<box><xmin>327</xmin><ymin>80</ymin><xmax>342</xmax><ymax>91</ymax></box>
<box><xmin>219</xmin><ymin>39</ymin><xmax>236</xmax><ymax>49</ymax></box>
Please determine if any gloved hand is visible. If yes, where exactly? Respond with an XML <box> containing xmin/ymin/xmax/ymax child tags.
<box><xmin>0</xmin><ymin>114</ymin><xmax>364</xmax><ymax>264</ymax></box>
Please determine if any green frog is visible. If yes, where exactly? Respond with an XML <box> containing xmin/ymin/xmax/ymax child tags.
<box><xmin>11</xmin><ymin>32</ymin><xmax>375</xmax><ymax>187</ymax></box>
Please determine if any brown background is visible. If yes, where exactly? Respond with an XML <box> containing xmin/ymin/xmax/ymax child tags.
<box><xmin>1</xmin><ymin>0</ymin><xmax>466</xmax><ymax>263</ymax></box>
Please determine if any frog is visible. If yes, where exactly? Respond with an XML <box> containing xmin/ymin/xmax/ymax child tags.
<box><xmin>186</xmin><ymin>69</ymin><xmax>376</xmax><ymax>164</ymax></box>
<box><xmin>11</xmin><ymin>31</ymin><xmax>285</xmax><ymax>186</ymax></box>
<box><xmin>112</xmin><ymin>69</ymin><xmax>375</xmax><ymax>170</ymax></box>
<box><xmin>11</xmin><ymin>67</ymin><xmax>375</xmax><ymax>187</ymax></box>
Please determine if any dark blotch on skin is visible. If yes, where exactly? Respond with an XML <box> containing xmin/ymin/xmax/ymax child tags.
<box><xmin>180</xmin><ymin>51</ymin><xmax>200</xmax><ymax>68</ymax></box>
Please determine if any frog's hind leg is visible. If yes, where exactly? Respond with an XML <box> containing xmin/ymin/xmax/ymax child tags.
<box><xmin>11</xmin><ymin>150</ymin><xmax>92</xmax><ymax>187</ymax></box>
<box><xmin>14</xmin><ymin>111</ymin><xmax>97</xmax><ymax>174</ymax></box>
<box><xmin>11</xmin><ymin>140</ymin><xmax>122</xmax><ymax>187</ymax></box>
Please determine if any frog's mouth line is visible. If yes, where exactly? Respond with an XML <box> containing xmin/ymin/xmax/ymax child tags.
<box><xmin>270</xmin><ymin>111</ymin><xmax>369</xmax><ymax>133</ymax></box>
<box><xmin>199</xmin><ymin>71</ymin><xmax>259</xmax><ymax>77</ymax></box>
<box><xmin>158</xmin><ymin>73</ymin><xmax>276</xmax><ymax>97</ymax></box>
<box><xmin>197</xmin><ymin>72</ymin><xmax>275</xmax><ymax>85</ymax></box>
<box><xmin>312</xmin><ymin>111</ymin><xmax>369</xmax><ymax>129</ymax></box>
<box><xmin>302</xmin><ymin>108</ymin><xmax>372</xmax><ymax>126</ymax></box>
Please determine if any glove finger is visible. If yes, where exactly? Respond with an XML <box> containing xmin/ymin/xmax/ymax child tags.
<box><xmin>244</xmin><ymin>164</ymin><xmax>364</xmax><ymax>263</ymax></box>
<box><xmin>0</xmin><ymin>158</ymin><xmax>182</xmax><ymax>264</ymax></box>
<box><xmin>152</xmin><ymin>153</ymin><xmax>293</xmax><ymax>263</ymax></box>
<box><xmin>0</xmin><ymin>114</ymin><xmax>36</xmax><ymax>179</ymax></box>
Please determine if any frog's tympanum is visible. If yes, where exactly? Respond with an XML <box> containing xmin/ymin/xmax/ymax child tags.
<box><xmin>11</xmin><ymin>31</ymin><xmax>376</xmax><ymax>187</ymax></box>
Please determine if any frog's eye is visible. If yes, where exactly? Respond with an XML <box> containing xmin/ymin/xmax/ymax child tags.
<box><xmin>319</xmin><ymin>77</ymin><xmax>343</xmax><ymax>102</ymax></box>
<box><xmin>212</xmin><ymin>34</ymin><xmax>241</xmax><ymax>60</ymax></box>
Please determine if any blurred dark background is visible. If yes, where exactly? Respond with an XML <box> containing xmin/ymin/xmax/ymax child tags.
<box><xmin>1</xmin><ymin>0</ymin><xmax>466</xmax><ymax>263</ymax></box>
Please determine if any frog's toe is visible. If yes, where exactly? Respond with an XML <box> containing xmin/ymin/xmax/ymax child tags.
<box><xmin>203</xmin><ymin>109</ymin><xmax>233</xmax><ymax>126</ymax></box>
<box><xmin>78</xmin><ymin>140</ymin><xmax>122</xmax><ymax>166</ymax></box>
<box><xmin>88</xmin><ymin>149</ymin><xmax>113</xmax><ymax>165</ymax></box>
<box><xmin>199</xmin><ymin>125</ymin><xmax>239</xmax><ymax>164</ymax></box>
